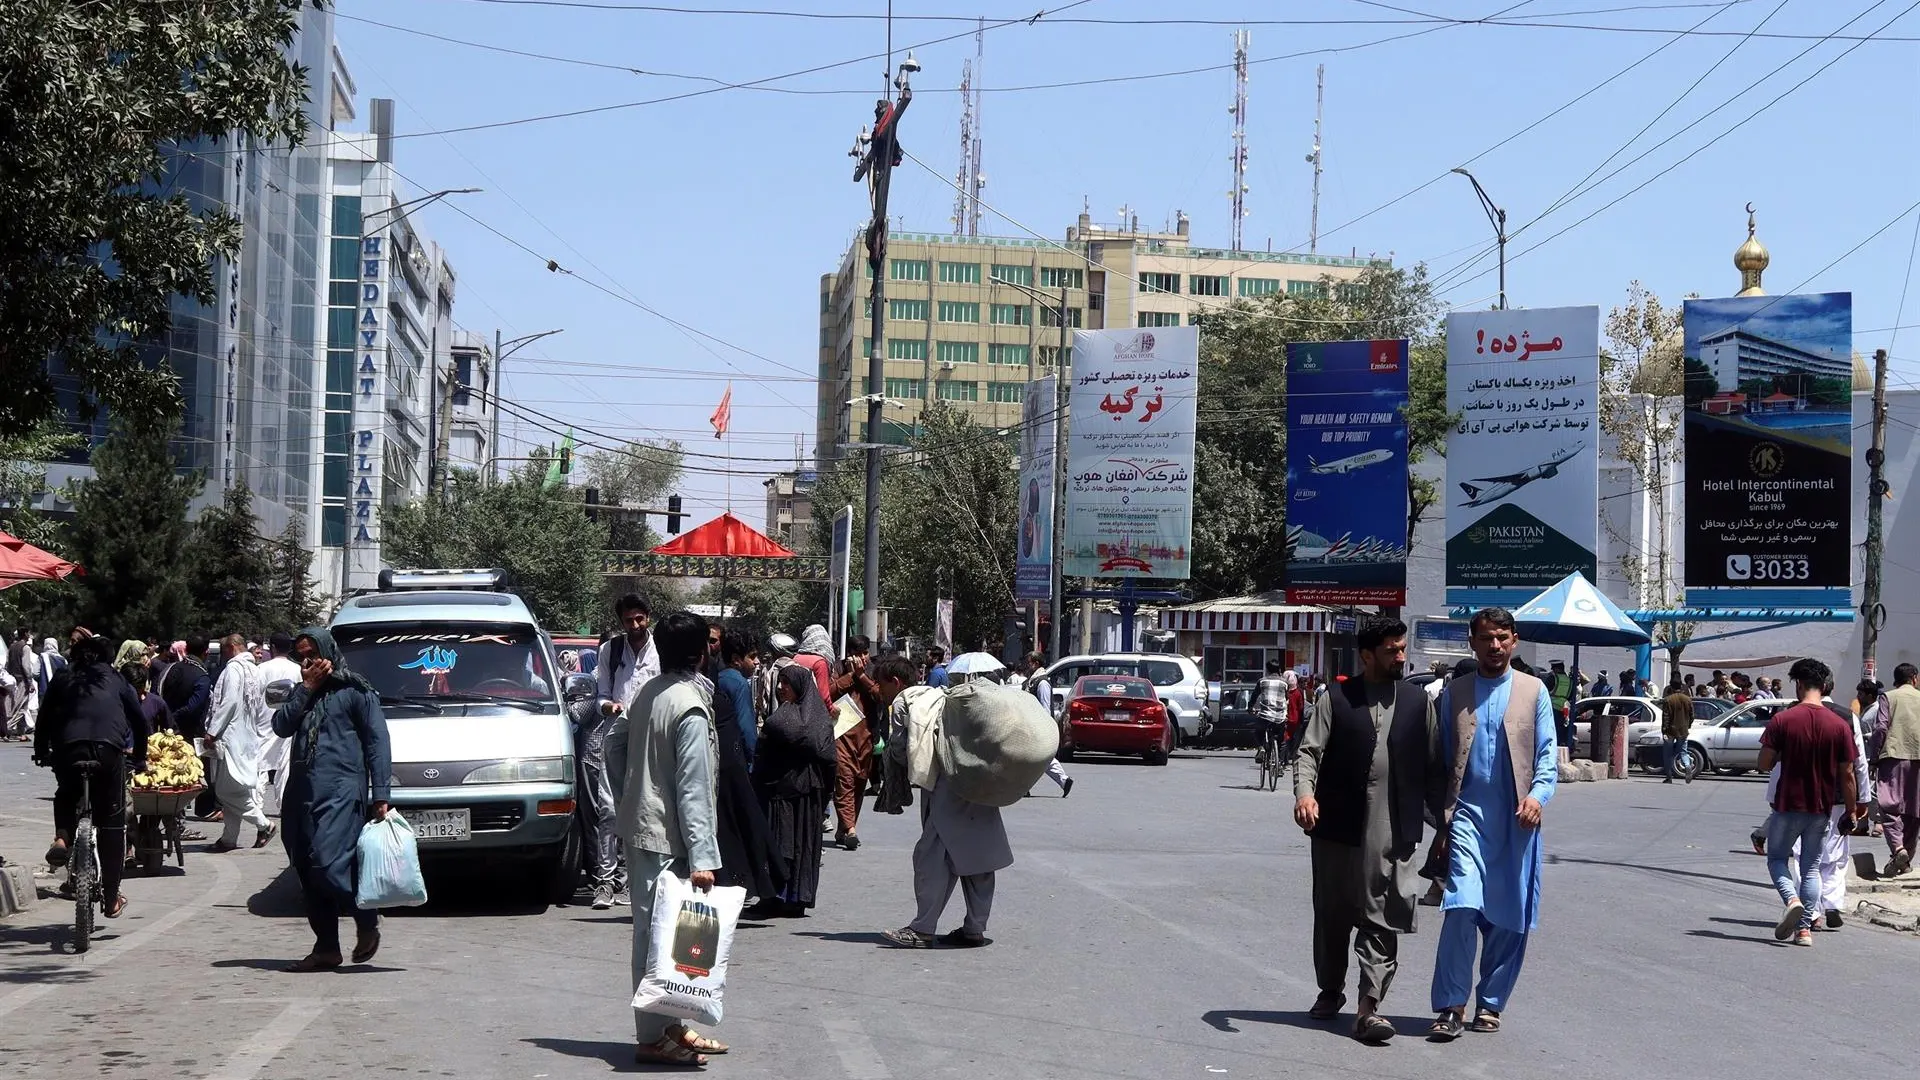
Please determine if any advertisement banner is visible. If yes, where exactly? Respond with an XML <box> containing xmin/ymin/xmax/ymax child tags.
<box><xmin>1444</xmin><ymin>306</ymin><xmax>1600</xmax><ymax>607</ymax></box>
<box><xmin>1681</xmin><ymin>293</ymin><xmax>1852</xmax><ymax>607</ymax></box>
<box><xmin>1015</xmin><ymin>377</ymin><xmax>1057</xmax><ymax>600</ymax></box>
<box><xmin>1064</xmin><ymin>327</ymin><xmax>1200</xmax><ymax>579</ymax></box>
<box><xmin>1283</xmin><ymin>339</ymin><xmax>1410</xmax><ymax>605</ymax></box>
<box><xmin>934</xmin><ymin>598</ymin><xmax>955</xmax><ymax>654</ymax></box>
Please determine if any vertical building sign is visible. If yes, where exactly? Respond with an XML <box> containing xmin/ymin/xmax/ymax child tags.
<box><xmin>1681</xmin><ymin>293</ymin><xmax>1852</xmax><ymax>607</ymax></box>
<box><xmin>1283</xmin><ymin>339</ymin><xmax>1410</xmax><ymax>605</ymax></box>
<box><xmin>1064</xmin><ymin>327</ymin><xmax>1200</xmax><ymax>580</ymax></box>
<box><xmin>1015</xmin><ymin>375</ymin><xmax>1057</xmax><ymax>600</ymax></box>
<box><xmin>1444</xmin><ymin>306</ymin><xmax>1600</xmax><ymax>607</ymax></box>
<box><xmin>354</xmin><ymin>233</ymin><xmax>386</xmax><ymax>560</ymax></box>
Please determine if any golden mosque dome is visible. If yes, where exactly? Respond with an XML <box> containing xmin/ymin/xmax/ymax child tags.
<box><xmin>1735</xmin><ymin>202</ymin><xmax>1769</xmax><ymax>297</ymax></box>
<box><xmin>1853</xmin><ymin>351</ymin><xmax>1873</xmax><ymax>391</ymax></box>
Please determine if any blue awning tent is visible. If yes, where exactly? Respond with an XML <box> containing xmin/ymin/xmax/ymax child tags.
<box><xmin>1513</xmin><ymin>572</ymin><xmax>1651</xmax><ymax>649</ymax></box>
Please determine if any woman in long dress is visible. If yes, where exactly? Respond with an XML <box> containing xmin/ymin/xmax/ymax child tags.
<box><xmin>750</xmin><ymin>665</ymin><xmax>837</xmax><ymax>917</ymax></box>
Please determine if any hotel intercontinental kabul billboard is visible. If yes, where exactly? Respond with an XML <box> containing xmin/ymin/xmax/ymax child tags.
<box><xmin>1445</xmin><ymin>307</ymin><xmax>1600</xmax><ymax>607</ymax></box>
<box><xmin>1284</xmin><ymin>339</ymin><xmax>1410</xmax><ymax>605</ymax></box>
<box><xmin>1682</xmin><ymin>293</ymin><xmax>1852</xmax><ymax>608</ymax></box>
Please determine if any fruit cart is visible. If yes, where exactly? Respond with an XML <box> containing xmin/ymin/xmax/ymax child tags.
<box><xmin>128</xmin><ymin>786</ymin><xmax>201</xmax><ymax>874</ymax></box>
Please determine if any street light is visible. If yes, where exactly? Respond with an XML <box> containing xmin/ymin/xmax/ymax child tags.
<box><xmin>489</xmin><ymin>328</ymin><xmax>566</xmax><ymax>483</ymax></box>
<box><xmin>1450</xmin><ymin>168</ymin><xmax>1507</xmax><ymax>310</ymax></box>
<box><xmin>362</xmin><ymin>187</ymin><xmax>482</xmax><ymax>229</ymax></box>
<box><xmin>990</xmin><ymin>275</ymin><xmax>1073</xmax><ymax>661</ymax></box>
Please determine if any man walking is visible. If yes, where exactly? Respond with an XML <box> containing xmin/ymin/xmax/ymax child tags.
<box><xmin>925</xmin><ymin>647</ymin><xmax>950</xmax><ymax>689</ymax></box>
<box><xmin>1661</xmin><ymin>681</ymin><xmax>1695</xmax><ymax>783</ymax></box>
<box><xmin>255</xmin><ymin>633</ymin><xmax>300</xmax><ymax>816</ymax></box>
<box><xmin>1293</xmin><ymin>618</ymin><xmax>1442</xmax><ymax>1043</ymax></box>
<box><xmin>1024</xmin><ymin>653</ymin><xmax>1072</xmax><ymax>797</ymax></box>
<box><xmin>161</xmin><ymin>635</ymin><xmax>214</xmax><ymax>817</ymax></box>
<box><xmin>1428</xmin><ymin>607</ymin><xmax>1557</xmax><ymax>1041</ymax></box>
<box><xmin>1870</xmin><ymin>662</ymin><xmax>1920</xmax><ymax>877</ymax></box>
<box><xmin>207</xmin><ymin>634</ymin><xmax>275</xmax><ymax>850</ymax></box>
<box><xmin>586</xmin><ymin>594</ymin><xmax>660</xmax><ymax>906</ymax></box>
<box><xmin>877</xmin><ymin>654</ymin><xmax>1010</xmax><ymax>949</ymax></box>
<box><xmin>828</xmin><ymin>635</ymin><xmax>880</xmax><ymax>850</ymax></box>
<box><xmin>1757</xmin><ymin>657</ymin><xmax>1860</xmax><ymax>945</ymax></box>
<box><xmin>1545</xmin><ymin>659</ymin><xmax>1574</xmax><ymax>751</ymax></box>
<box><xmin>606</xmin><ymin>611</ymin><xmax>730</xmax><ymax>1067</ymax></box>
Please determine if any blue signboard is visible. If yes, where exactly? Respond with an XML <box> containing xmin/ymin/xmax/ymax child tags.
<box><xmin>1284</xmin><ymin>339</ymin><xmax>1410</xmax><ymax>605</ymax></box>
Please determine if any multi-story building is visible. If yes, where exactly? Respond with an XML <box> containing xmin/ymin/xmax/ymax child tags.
<box><xmin>763</xmin><ymin>469</ymin><xmax>817</xmax><ymax>550</ymax></box>
<box><xmin>816</xmin><ymin>210</ymin><xmax>1386</xmax><ymax>462</ymax></box>
<box><xmin>446</xmin><ymin>331</ymin><xmax>495</xmax><ymax>474</ymax></box>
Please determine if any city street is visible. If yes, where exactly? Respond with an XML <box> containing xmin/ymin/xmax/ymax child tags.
<box><xmin>2</xmin><ymin>739</ymin><xmax>1914</xmax><ymax>1080</ymax></box>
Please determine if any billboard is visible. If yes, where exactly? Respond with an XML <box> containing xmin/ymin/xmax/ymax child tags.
<box><xmin>1015</xmin><ymin>376</ymin><xmax>1057</xmax><ymax>600</ymax></box>
<box><xmin>1283</xmin><ymin>339</ymin><xmax>1410</xmax><ymax>605</ymax></box>
<box><xmin>1444</xmin><ymin>306</ymin><xmax>1600</xmax><ymax>607</ymax></box>
<box><xmin>1681</xmin><ymin>292</ymin><xmax>1852</xmax><ymax>607</ymax></box>
<box><xmin>1064</xmin><ymin>327</ymin><xmax>1200</xmax><ymax>579</ymax></box>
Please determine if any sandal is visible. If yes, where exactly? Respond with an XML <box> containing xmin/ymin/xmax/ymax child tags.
<box><xmin>285</xmin><ymin>952</ymin><xmax>343</xmax><ymax>973</ymax></box>
<box><xmin>634</xmin><ymin>1037</ymin><xmax>707</xmax><ymax>1068</ymax></box>
<box><xmin>351</xmin><ymin>928</ymin><xmax>381</xmax><ymax>965</ymax></box>
<box><xmin>1427</xmin><ymin>1010</ymin><xmax>1465</xmax><ymax>1041</ymax></box>
<box><xmin>1354</xmin><ymin>1014</ymin><xmax>1397</xmax><ymax>1044</ymax></box>
<box><xmin>883</xmin><ymin>927</ymin><xmax>935</xmax><ymax>949</ymax></box>
<box><xmin>1308</xmin><ymin>992</ymin><xmax>1346</xmax><ymax>1020</ymax></box>
<box><xmin>103</xmin><ymin>895</ymin><xmax>129</xmax><ymax>919</ymax></box>
<box><xmin>667</xmin><ymin>1024</ymin><xmax>729</xmax><ymax>1055</ymax></box>
<box><xmin>1470</xmin><ymin>1011</ymin><xmax>1501</xmax><ymax>1033</ymax></box>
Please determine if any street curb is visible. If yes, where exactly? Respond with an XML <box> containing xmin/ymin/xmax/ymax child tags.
<box><xmin>0</xmin><ymin>863</ymin><xmax>35</xmax><ymax>918</ymax></box>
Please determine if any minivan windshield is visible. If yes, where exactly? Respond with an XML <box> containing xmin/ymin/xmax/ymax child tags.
<box><xmin>333</xmin><ymin>623</ymin><xmax>555</xmax><ymax>708</ymax></box>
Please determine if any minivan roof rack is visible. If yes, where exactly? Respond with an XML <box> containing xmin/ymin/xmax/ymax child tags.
<box><xmin>377</xmin><ymin>568</ymin><xmax>513</xmax><ymax>593</ymax></box>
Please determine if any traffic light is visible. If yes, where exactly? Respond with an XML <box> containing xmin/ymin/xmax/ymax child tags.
<box><xmin>666</xmin><ymin>494</ymin><xmax>683</xmax><ymax>534</ymax></box>
<box><xmin>584</xmin><ymin>486</ymin><xmax>599</xmax><ymax>522</ymax></box>
<box><xmin>558</xmin><ymin>443</ymin><xmax>573</xmax><ymax>475</ymax></box>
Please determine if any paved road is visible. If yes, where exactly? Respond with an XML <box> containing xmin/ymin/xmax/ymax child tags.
<box><xmin>2</xmin><ymin>740</ymin><xmax>1913</xmax><ymax>1079</ymax></box>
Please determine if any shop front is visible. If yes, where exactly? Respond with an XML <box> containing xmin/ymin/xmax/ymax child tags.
<box><xmin>1157</xmin><ymin>593</ymin><xmax>1338</xmax><ymax>685</ymax></box>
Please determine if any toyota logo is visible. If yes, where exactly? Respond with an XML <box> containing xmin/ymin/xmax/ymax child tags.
<box><xmin>421</xmin><ymin>768</ymin><xmax>440</xmax><ymax>780</ymax></box>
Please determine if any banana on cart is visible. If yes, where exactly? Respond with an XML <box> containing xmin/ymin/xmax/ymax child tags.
<box><xmin>130</xmin><ymin>731</ymin><xmax>205</xmax><ymax>791</ymax></box>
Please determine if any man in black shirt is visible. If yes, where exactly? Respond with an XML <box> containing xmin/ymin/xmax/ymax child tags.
<box><xmin>34</xmin><ymin>635</ymin><xmax>150</xmax><ymax>918</ymax></box>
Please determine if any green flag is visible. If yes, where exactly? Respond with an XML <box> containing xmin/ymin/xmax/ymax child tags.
<box><xmin>545</xmin><ymin>430</ymin><xmax>575</xmax><ymax>489</ymax></box>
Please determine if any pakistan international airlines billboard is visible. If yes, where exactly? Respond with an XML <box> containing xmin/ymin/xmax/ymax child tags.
<box><xmin>1284</xmin><ymin>339</ymin><xmax>1410</xmax><ymax>605</ymax></box>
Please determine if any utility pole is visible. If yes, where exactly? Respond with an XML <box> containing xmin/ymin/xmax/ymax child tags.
<box><xmin>1862</xmin><ymin>347</ymin><xmax>1890</xmax><ymax>679</ymax></box>
<box><xmin>1307</xmin><ymin>64</ymin><xmax>1324</xmax><ymax>254</ymax></box>
<box><xmin>850</xmin><ymin>53</ymin><xmax>917</xmax><ymax>641</ymax></box>
<box><xmin>490</xmin><ymin>328</ymin><xmax>503</xmax><ymax>482</ymax></box>
<box><xmin>435</xmin><ymin>358</ymin><xmax>456</xmax><ymax>499</ymax></box>
<box><xmin>1050</xmin><ymin>284</ymin><xmax>1068</xmax><ymax>662</ymax></box>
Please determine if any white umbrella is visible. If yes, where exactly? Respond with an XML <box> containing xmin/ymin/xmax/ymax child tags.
<box><xmin>947</xmin><ymin>651</ymin><xmax>1006</xmax><ymax>677</ymax></box>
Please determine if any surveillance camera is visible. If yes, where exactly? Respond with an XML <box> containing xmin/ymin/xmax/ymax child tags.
<box><xmin>900</xmin><ymin>51</ymin><xmax>921</xmax><ymax>74</ymax></box>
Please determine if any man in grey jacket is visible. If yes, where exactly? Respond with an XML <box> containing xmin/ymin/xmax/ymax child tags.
<box><xmin>606</xmin><ymin>610</ymin><xmax>732</xmax><ymax>1068</ymax></box>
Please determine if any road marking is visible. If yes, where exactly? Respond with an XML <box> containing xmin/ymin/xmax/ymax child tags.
<box><xmin>823</xmin><ymin>1015</ymin><xmax>893</xmax><ymax>1080</ymax></box>
<box><xmin>0</xmin><ymin>848</ymin><xmax>241</xmax><ymax>1019</ymax></box>
<box><xmin>202</xmin><ymin>999</ymin><xmax>328</xmax><ymax>1080</ymax></box>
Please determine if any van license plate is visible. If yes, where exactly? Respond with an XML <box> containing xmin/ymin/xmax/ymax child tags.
<box><xmin>412</xmin><ymin>808</ymin><xmax>471</xmax><ymax>843</ymax></box>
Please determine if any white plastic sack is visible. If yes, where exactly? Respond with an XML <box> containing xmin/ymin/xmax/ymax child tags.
<box><xmin>631</xmin><ymin>868</ymin><xmax>746</xmax><ymax>1026</ymax></box>
<box><xmin>354</xmin><ymin>809</ymin><xmax>429</xmax><ymax>909</ymax></box>
<box><xmin>939</xmin><ymin>682</ymin><xmax>1059</xmax><ymax>807</ymax></box>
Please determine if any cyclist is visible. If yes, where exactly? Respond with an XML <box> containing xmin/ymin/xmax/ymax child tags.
<box><xmin>33</xmin><ymin>634</ymin><xmax>151</xmax><ymax>918</ymax></box>
<box><xmin>1254</xmin><ymin>661</ymin><xmax>1290</xmax><ymax>769</ymax></box>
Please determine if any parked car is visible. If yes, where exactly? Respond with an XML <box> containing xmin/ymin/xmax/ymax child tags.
<box><xmin>1040</xmin><ymin>653</ymin><xmax>1211</xmax><ymax>744</ymax></box>
<box><xmin>1207</xmin><ymin>683</ymin><xmax>1262</xmax><ymax>748</ymax></box>
<box><xmin>1060</xmin><ymin>675</ymin><xmax>1174</xmax><ymax>765</ymax></box>
<box><xmin>1571</xmin><ymin>695</ymin><xmax>1728</xmax><ymax>759</ymax></box>
<box><xmin>1633</xmin><ymin>698</ymin><xmax>1792</xmax><ymax>776</ymax></box>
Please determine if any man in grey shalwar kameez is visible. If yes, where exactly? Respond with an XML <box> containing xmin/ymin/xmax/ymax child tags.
<box><xmin>1293</xmin><ymin>618</ymin><xmax>1443</xmax><ymax>1043</ymax></box>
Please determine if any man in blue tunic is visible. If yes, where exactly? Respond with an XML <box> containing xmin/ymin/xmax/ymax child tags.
<box><xmin>1427</xmin><ymin>607</ymin><xmax>1556</xmax><ymax>1040</ymax></box>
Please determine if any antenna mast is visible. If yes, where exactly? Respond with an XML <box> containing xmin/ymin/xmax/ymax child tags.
<box><xmin>949</xmin><ymin>18</ymin><xmax>986</xmax><ymax>236</ymax></box>
<box><xmin>1308</xmin><ymin>64</ymin><xmax>1324</xmax><ymax>253</ymax></box>
<box><xmin>1229</xmin><ymin>29</ymin><xmax>1249</xmax><ymax>252</ymax></box>
<box><xmin>968</xmin><ymin>17</ymin><xmax>983</xmax><ymax>236</ymax></box>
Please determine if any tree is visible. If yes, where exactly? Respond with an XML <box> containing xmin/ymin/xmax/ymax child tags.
<box><xmin>266</xmin><ymin>521</ymin><xmax>321</xmax><ymax>631</ymax></box>
<box><xmin>65</xmin><ymin>416</ymin><xmax>200</xmax><ymax>639</ymax></box>
<box><xmin>381</xmin><ymin>465</ymin><xmax>603</xmax><ymax>632</ymax></box>
<box><xmin>0</xmin><ymin>1</ymin><xmax>315</xmax><ymax>438</ymax></box>
<box><xmin>583</xmin><ymin>438</ymin><xmax>686</xmax><ymax>619</ymax></box>
<box><xmin>182</xmin><ymin>481</ymin><xmax>276</xmax><ymax>636</ymax></box>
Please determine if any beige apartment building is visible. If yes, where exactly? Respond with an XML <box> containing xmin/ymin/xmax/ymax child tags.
<box><xmin>815</xmin><ymin>211</ymin><xmax>1388</xmax><ymax>462</ymax></box>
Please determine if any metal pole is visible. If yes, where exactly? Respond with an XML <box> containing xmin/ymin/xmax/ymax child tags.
<box><xmin>1863</xmin><ymin>347</ymin><xmax>1890</xmax><ymax>679</ymax></box>
<box><xmin>490</xmin><ymin>328</ymin><xmax>503</xmax><ymax>483</ymax></box>
<box><xmin>1049</xmin><ymin>284</ymin><xmax>1068</xmax><ymax>661</ymax></box>
<box><xmin>1496</xmin><ymin>207</ymin><xmax>1508</xmax><ymax>311</ymax></box>
<box><xmin>853</xmin><ymin>75</ymin><xmax>913</xmax><ymax>641</ymax></box>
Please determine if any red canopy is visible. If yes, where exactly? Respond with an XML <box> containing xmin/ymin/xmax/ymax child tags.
<box><xmin>650</xmin><ymin>513</ymin><xmax>795</xmax><ymax>558</ymax></box>
<box><xmin>0</xmin><ymin>530</ymin><xmax>81</xmax><ymax>591</ymax></box>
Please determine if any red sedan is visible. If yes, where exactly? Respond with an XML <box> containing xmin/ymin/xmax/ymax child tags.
<box><xmin>1060</xmin><ymin>675</ymin><xmax>1173</xmax><ymax>766</ymax></box>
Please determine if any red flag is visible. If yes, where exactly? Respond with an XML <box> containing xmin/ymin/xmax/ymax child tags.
<box><xmin>709</xmin><ymin>383</ymin><xmax>733</xmax><ymax>439</ymax></box>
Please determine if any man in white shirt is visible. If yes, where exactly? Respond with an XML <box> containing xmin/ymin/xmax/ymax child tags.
<box><xmin>254</xmin><ymin>632</ymin><xmax>302</xmax><ymax>815</ymax></box>
<box><xmin>586</xmin><ymin>594</ymin><xmax>661</xmax><ymax>904</ymax></box>
<box><xmin>207</xmin><ymin>634</ymin><xmax>274</xmax><ymax>851</ymax></box>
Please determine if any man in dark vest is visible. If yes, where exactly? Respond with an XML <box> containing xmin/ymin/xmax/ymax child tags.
<box><xmin>1293</xmin><ymin>616</ymin><xmax>1444</xmax><ymax>1044</ymax></box>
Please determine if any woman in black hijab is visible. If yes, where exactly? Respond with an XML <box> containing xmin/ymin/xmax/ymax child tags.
<box><xmin>749</xmin><ymin>664</ymin><xmax>837</xmax><ymax>917</ymax></box>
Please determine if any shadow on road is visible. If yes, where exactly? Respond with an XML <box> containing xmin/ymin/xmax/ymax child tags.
<box><xmin>1684</xmin><ymin>928</ymin><xmax>1777</xmax><ymax>946</ymax></box>
<box><xmin>1707</xmin><ymin>915</ymin><xmax>1778</xmax><ymax>929</ymax></box>
<box><xmin>791</xmin><ymin>930</ymin><xmax>893</xmax><ymax>947</ymax></box>
<box><xmin>1545</xmin><ymin>853</ymin><xmax>1771</xmax><ymax>891</ymax></box>
<box><xmin>246</xmin><ymin>867</ymin><xmax>306</xmax><ymax>919</ymax></box>
<box><xmin>521</xmin><ymin>1036</ymin><xmax>630</xmax><ymax>1070</ymax></box>
<box><xmin>1203</xmin><ymin>1008</ymin><xmax>1430</xmax><ymax>1040</ymax></box>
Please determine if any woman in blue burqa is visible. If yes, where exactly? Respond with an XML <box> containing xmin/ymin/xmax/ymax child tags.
<box><xmin>273</xmin><ymin>627</ymin><xmax>392</xmax><ymax>971</ymax></box>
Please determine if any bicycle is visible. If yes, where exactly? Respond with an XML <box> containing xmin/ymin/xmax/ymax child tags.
<box><xmin>1257</xmin><ymin>720</ymin><xmax>1286</xmax><ymax>792</ymax></box>
<box><xmin>67</xmin><ymin>759</ymin><xmax>101</xmax><ymax>953</ymax></box>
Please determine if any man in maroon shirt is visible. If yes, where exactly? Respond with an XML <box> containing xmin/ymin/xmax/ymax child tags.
<box><xmin>1757</xmin><ymin>657</ymin><xmax>1861</xmax><ymax>947</ymax></box>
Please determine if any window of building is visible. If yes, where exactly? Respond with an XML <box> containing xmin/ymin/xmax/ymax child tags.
<box><xmin>936</xmin><ymin>341</ymin><xmax>980</xmax><ymax>366</ymax></box>
<box><xmin>331</xmin><ymin>194</ymin><xmax>362</xmax><ymax>237</ymax></box>
<box><xmin>328</xmin><ymin>237</ymin><xmax>360</xmax><ymax>280</ymax></box>
<box><xmin>987</xmin><ymin>381</ymin><xmax>1026</xmax><ymax>403</ymax></box>
<box><xmin>1288</xmin><ymin>279</ymin><xmax>1329</xmax><ymax>298</ymax></box>
<box><xmin>1039</xmin><ymin>345</ymin><xmax>1073</xmax><ymax>369</ymax></box>
<box><xmin>860</xmin><ymin>336</ymin><xmax>871</xmax><ymax>358</ymax></box>
<box><xmin>889</xmin><ymin>338</ymin><xmax>926</xmax><ymax>360</ymax></box>
<box><xmin>819</xmin><ymin>326</ymin><xmax>831</xmax><ymax>349</ymax></box>
<box><xmin>891</xmin><ymin>258</ymin><xmax>929</xmax><ymax>281</ymax></box>
<box><xmin>1040</xmin><ymin>305</ymin><xmax>1082</xmax><ymax>328</ymax></box>
<box><xmin>454</xmin><ymin>354</ymin><xmax>473</xmax><ymax>405</ymax></box>
<box><xmin>1040</xmin><ymin>266</ymin><xmax>1084</xmax><ymax>289</ymax></box>
<box><xmin>988</xmin><ymin>343</ymin><xmax>1031</xmax><ymax>367</ymax></box>
<box><xmin>939</xmin><ymin>260</ymin><xmax>981</xmax><ymax>283</ymax></box>
<box><xmin>938</xmin><ymin>300</ymin><xmax>980</xmax><ymax>323</ymax></box>
<box><xmin>1139</xmin><ymin>271</ymin><xmax>1180</xmax><ymax>295</ymax></box>
<box><xmin>1189</xmin><ymin>274</ymin><xmax>1226</xmax><ymax>296</ymax></box>
<box><xmin>990</xmin><ymin>303</ymin><xmax>1030</xmax><ymax>326</ymax></box>
<box><xmin>1337</xmin><ymin>282</ymin><xmax>1368</xmax><ymax>303</ymax></box>
<box><xmin>889</xmin><ymin>298</ymin><xmax>929</xmax><ymax>321</ymax></box>
<box><xmin>821</xmin><ymin>291</ymin><xmax>831</xmax><ymax>314</ymax></box>
<box><xmin>1239</xmin><ymin>277</ymin><xmax>1281</xmax><ymax>297</ymax></box>
<box><xmin>1137</xmin><ymin>311</ymin><xmax>1181</xmax><ymax>327</ymax></box>
<box><xmin>990</xmin><ymin>264</ymin><xmax>1033</xmax><ymax>287</ymax></box>
<box><xmin>885</xmin><ymin>377</ymin><xmax>924</xmax><ymax>400</ymax></box>
<box><xmin>937</xmin><ymin>380</ymin><xmax>980</xmax><ymax>401</ymax></box>
<box><xmin>327</xmin><ymin>281</ymin><xmax>358</xmax><ymax>306</ymax></box>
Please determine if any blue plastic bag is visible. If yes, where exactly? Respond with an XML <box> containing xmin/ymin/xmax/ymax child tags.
<box><xmin>355</xmin><ymin>809</ymin><xmax>428</xmax><ymax>909</ymax></box>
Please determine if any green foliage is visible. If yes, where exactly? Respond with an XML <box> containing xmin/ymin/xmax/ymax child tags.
<box><xmin>65</xmin><ymin>417</ymin><xmax>200</xmax><ymax>639</ymax></box>
<box><xmin>697</xmin><ymin>577</ymin><xmax>808</xmax><ymax>645</ymax></box>
<box><xmin>183</xmin><ymin>482</ymin><xmax>276</xmax><ymax>635</ymax></box>
<box><xmin>0</xmin><ymin>0</ymin><xmax>315</xmax><ymax>437</ymax></box>
<box><xmin>267</xmin><ymin>521</ymin><xmax>322</xmax><ymax>630</ymax></box>
<box><xmin>381</xmin><ymin>466</ymin><xmax>604</xmax><ymax>632</ymax></box>
<box><xmin>584</xmin><ymin>438</ymin><xmax>687</xmax><ymax>625</ymax></box>
<box><xmin>1682</xmin><ymin>358</ymin><xmax>1716</xmax><ymax>407</ymax></box>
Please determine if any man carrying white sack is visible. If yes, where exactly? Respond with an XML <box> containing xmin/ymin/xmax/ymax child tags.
<box><xmin>608</xmin><ymin>610</ymin><xmax>733</xmax><ymax>1068</ymax></box>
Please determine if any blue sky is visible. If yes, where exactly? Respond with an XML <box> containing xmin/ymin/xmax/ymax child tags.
<box><xmin>335</xmin><ymin>0</ymin><xmax>1920</xmax><ymax>518</ymax></box>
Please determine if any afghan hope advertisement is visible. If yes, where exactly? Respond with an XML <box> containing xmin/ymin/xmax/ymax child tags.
<box><xmin>1063</xmin><ymin>327</ymin><xmax>1199</xmax><ymax>580</ymax></box>
<box><xmin>1681</xmin><ymin>292</ymin><xmax>1852</xmax><ymax>606</ymax></box>
<box><xmin>1444</xmin><ymin>306</ymin><xmax>1600</xmax><ymax>607</ymax></box>
<box><xmin>1015</xmin><ymin>376</ymin><xmax>1057</xmax><ymax>600</ymax></box>
<box><xmin>1283</xmin><ymin>339</ymin><xmax>1410</xmax><ymax>605</ymax></box>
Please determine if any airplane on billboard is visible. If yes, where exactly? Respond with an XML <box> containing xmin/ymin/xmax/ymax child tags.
<box><xmin>1457</xmin><ymin>443</ymin><xmax>1587</xmax><ymax>508</ymax></box>
<box><xmin>1308</xmin><ymin>449</ymin><xmax>1394</xmax><ymax>475</ymax></box>
<box><xmin>1286</xmin><ymin>526</ymin><xmax>1352</xmax><ymax>563</ymax></box>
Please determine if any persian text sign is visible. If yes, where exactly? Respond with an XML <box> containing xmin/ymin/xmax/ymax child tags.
<box><xmin>1015</xmin><ymin>376</ymin><xmax>1057</xmax><ymax>600</ymax></box>
<box><xmin>1064</xmin><ymin>327</ymin><xmax>1199</xmax><ymax>579</ymax></box>
<box><xmin>1283</xmin><ymin>339</ymin><xmax>1410</xmax><ymax>605</ymax></box>
<box><xmin>1681</xmin><ymin>292</ymin><xmax>1852</xmax><ymax>607</ymax></box>
<box><xmin>1444</xmin><ymin>306</ymin><xmax>1600</xmax><ymax>607</ymax></box>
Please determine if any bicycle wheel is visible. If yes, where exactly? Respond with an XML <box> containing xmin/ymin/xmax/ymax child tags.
<box><xmin>72</xmin><ymin>819</ymin><xmax>95</xmax><ymax>953</ymax></box>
